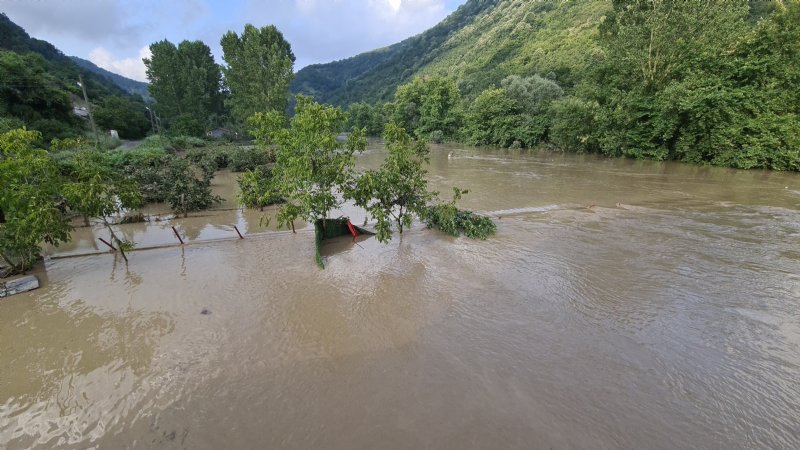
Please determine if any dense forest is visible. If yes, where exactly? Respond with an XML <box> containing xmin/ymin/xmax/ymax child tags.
<box><xmin>331</xmin><ymin>0</ymin><xmax>799</xmax><ymax>171</ymax></box>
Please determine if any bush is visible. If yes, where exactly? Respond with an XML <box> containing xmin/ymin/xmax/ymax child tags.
<box><xmin>185</xmin><ymin>147</ymin><xmax>208</xmax><ymax>163</ymax></box>
<box><xmin>228</xmin><ymin>147</ymin><xmax>272</xmax><ymax>172</ymax></box>
<box><xmin>421</xmin><ymin>188</ymin><xmax>496</xmax><ymax>239</ymax></box>
<box><xmin>164</xmin><ymin>158</ymin><xmax>220</xmax><ymax>216</ymax></box>
<box><xmin>548</xmin><ymin>97</ymin><xmax>599</xmax><ymax>152</ymax></box>
<box><xmin>106</xmin><ymin>147</ymin><xmax>172</xmax><ymax>203</ymax></box>
<box><xmin>204</xmin><ymin>148</ymin><xmax>231</xmax><ymax>170</ymax></box>
<box><xmin>237</xmin><ymin>166</ymin><xmax>281</xmax><ymax>209</ymax></box>
<box><xmin>139</xmin><ymin>135</ymin><xmax>175</xmax><ymax>153</ymax></box>
<box><xmin>171</xmin><ymin>135</ymin><xmax>207</xmax><ymax>150</ymax></box>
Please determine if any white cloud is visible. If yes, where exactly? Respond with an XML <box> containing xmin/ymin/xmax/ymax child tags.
<box><xmin>242</xmin><ymin>0</ymin><xmax>452</xmax><ymax>68</ymax></box>
<box><xmin>89</xmin><ymin>46</ymin><xmax>151</xmax><ymax>82</ymax></box>
<box><xmin>295</xmin><ymin>0</ymin><xmax>318</xmax><ymax>14</ymax></box>
<box><xmin>6</xmin><ymin>0</ymin><xmax>463</xmax><ymax>75</ymax></box>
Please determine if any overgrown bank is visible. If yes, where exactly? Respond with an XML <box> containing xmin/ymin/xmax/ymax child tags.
<box><xmin>342</xmin><ymin>1</ymin><xmax>800</xmax><ymax>171</ymax></box>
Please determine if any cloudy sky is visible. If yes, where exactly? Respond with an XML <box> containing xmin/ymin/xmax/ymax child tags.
<box><xmin>2</xmin><ymin>0</ymin><xmax>467</xmax><ymax>82</ymax></box>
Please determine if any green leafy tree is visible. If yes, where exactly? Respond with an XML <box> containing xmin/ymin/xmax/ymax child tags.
<box><xmin>248</xmin><ymin>95</ymin><xmax>366</xmax><ymax>227</ymax></box>
<box><xmin>347</xmin><ymin>102</ymin><xmax>385</xmax><ymax>136</ymax></box>
<box><xmin>237</xmin><ymin>166</ymin><xmax>281</xmax><ymax>210</ymax></box>
<box><xmin>465</xmin><ymin>74</ymin><xmax>564</xmax><ymax>148</ymax></box>
<box><xmin>346</xmin><ymin>123</ymin><xmax>435</xmax><ymax>243</ymax></box>
<box><xmin>221</xmin><ymin>24</ymin><xmax>295</xmax><ymax>124</ymax></box>
<box><xmin>501</xmin><ymin>75</ymin><xmax>564</xmax><ymax>115</ymax></box>
<box><xmin>62</xmin><ymin>150</ymin><xmax>142</xmax><ymax>261</ymax></box>
<box><xmin>548</xmin><ymin>97</ymin><xmax>600</xmax><ymax>152</ymax></box>
<box><xmin>392</xmin><ymin>76</ymin><xmax>463</xmax><ymax>139</ymax></box>
<box><xmin>464</xmin><ymin>87</ymin><xmax>521</xmax><ymax>147</ymax></box>
<box><xmin>93</xmin><ymin>96</ymin><xmax>150</xmax><ymax>139</ymax></box>
<box><xmin>144</xmin><ymin>39</ymin><xmax>223</xmax><ymax>134</ymax></box>
<box><xmin>589</xmin><ymin>0</ymin><xmax>751</xmax><ymax>160</ymax></box>
<box><xmin>575</xmin><ymin>0</ymin><xmax>800</xmax><ymax>170</ymax></box>
<box><xmin>0</xmin><ymin>128</ymin><xmax>71</xmax><ymax>272</ymax></box>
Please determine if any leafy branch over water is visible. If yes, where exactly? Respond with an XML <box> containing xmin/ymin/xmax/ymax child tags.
<box><xmin>422</xmin><ymin>188</ymin><xmax>496</xmax><ymax>240</ymax></box>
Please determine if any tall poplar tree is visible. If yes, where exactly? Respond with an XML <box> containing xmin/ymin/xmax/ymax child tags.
<box><xmin>144</xmin><ymin>39</ymin><xmax>222</xmax><ymax>134</ymax></box>
<box><xmin>220</xmin><ymin>24</ymin><xmax>295</xmax><ymax>124</ymax></box>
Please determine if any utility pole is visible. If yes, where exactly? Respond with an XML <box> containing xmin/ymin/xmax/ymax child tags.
<box><xmin>154</xmin><ymin>111</ymin><xmax>162</xmax><ymax>135</ymax></box>
<box><xmin>78</xmin><ymin>74</ymin><xmax>100</xmax><ymax>147</ymax></box>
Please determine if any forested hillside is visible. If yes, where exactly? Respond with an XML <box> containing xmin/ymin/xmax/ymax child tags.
<box><xmin>0</xmin><ymin>14</ymin><xmax>133</xmax><ymax>101</ymax></box>
<box><xmin>291</xmin><ymin>0</ymin><xmax>608</xmax><ymax>105</ymax></box>
<box><xmin>0</xmin><ymin>13</ymin><xmax>149</xmax><ymax>141</ymax></box>
<box><xmin>70</xmin><ymin>56</ymin><xmax>150</xmax><ymax>101</ymax></box>
<box><xmin>331</xmin><ymin>0</ymin><xmax>798</xmax><ymax>171</ymax></box>
<box><xmin>291</xmin><ymin>0</ymin><xmax>505</xmax><ymax>104</ymax></box>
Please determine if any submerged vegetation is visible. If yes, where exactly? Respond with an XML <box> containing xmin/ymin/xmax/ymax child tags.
<box><xmin>423</xmin><ymin>188</ymin><xmax>496</xmax><ymax>240</ymax></box>
<box><xmin>347</xmin><ymin>124</ymin><xmax>435</xmax><ymax>243</ymax></box>
<box><xmin>10</xmin><ymin>0</ymin><xmax>797</xmax><ymax>273</ymax></box>
<box><xmin>0</xmin><ymin>131</ymin><xmax>229</xmax><ymax>273</ymax></box>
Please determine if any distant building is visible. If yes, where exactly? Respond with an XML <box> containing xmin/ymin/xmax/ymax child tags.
<box><xmin>72</xmin><ymin>106</ymin><xmax>89</xmax><ymax>118</ymax></box>
<box><xmin>207</xmin><ymin>127</ymin><xmax>239</xmax><ymax>139</ymax></box>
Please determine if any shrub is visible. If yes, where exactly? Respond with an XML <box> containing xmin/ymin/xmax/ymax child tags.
<box><xmin>139</xmin><ymin>135</ymin><xmax>175</xmax><ymax>152</ymax></box>
<box><xmin>228</xmin><ymin>147</ymin><xmax>272</xmax><ymax>172</ymax></box>
<box><xmin>237</xmin><ymin>166</ymin><xmax>281</xmax><ymax>209</ymax></box>
<box><xmin>549</xmin><ymin>97</ymin><xmax>599</xmax><ymax>153</ymax></box>
<box><xmin>422</xmin><ymin>188</ymin><xmax>496</xmax><ymax>239</ymax></box>
<box><xmin>164</xmin><ymin>158</ymin><xmax>220</xmax><ymax>216</ymax></box>
<box><xmin>171</xmin><ymin>135</ymin><xmax>206</xmax><ymax>150</ymax></box>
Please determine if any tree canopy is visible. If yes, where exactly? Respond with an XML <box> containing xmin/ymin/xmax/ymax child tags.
<box><xmin>144</xmin><ymin>39</ymin><xmax>223</xmax><ymax>135</ymax></box>
<box><xmin>0</xmin><ymin>129</ymin><xmax>71</xmax><ymax>271</ymax></box>
<box><xmin>347</xmin><ymin>123</ymin><xmax>435</xmax><ymax>242</ymax></box>
<box><xmin>221</xmin><ymin>24</ymin><xmax>296</xmax><ymax>124</ymax></box>
<box><xmin>392</xmin><ymin>76</ymin><xmax>463</xmax><ymax>140</ymax></box>
<box><xmin>248</xmin><ymin>95</ymin><xmax>366</xmax><ymax>227</ymax></box>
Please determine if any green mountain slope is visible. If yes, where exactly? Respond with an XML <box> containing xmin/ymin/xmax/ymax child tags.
<box><xmin>0</xmin><ymin>13</ymin><xmax>153</xmax><ymax>141</ymax></box>
<box><xmin>291</xmin><ymin>0</ymin><xmax>609</xmax><ymax>105</ymax></box>
<box><xmin>70</xmin><ymin>56</ymin><xmax>151</xmax><ymax>101</ymax></box>
<box><xmin>0</xmin><ymin>13</ymin><xmax>129</xmax><ymax>100</ymax></box>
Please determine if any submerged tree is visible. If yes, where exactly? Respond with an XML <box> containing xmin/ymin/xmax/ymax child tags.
<box><xmin>62</xmin><ymin>150</ymin><xmax>142</xmax><ymax>262</ymax></box>
<box><xmin>346</xmin><ymin>123</ymin><xmax>435</xmax><ymax>243</ymax></box>
<box><xmin>0</xmin><ymin>129</ymin><xmax>71</xmax><ymax>272</ymax></box>
<box><xmin>248</xmin><ymin>95</ymin><xmax>366</xmax><ymax>228</ymax></box>
<box><xmin>221</xmin><ymin>24</ymin><xmax>295</xmax><ymax>124</ymax></box>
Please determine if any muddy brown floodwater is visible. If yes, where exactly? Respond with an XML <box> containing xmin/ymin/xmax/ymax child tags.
<box><xmin>2</xmin><ymin>143</ymin><xmax>800</xmax><ymax>449</ymax></box>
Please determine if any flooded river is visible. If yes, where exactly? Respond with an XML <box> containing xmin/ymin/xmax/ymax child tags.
<box><xmin>1</xmin><ymin>143</ymin><xmax>799</xmax><ymax>449</ymax></box>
